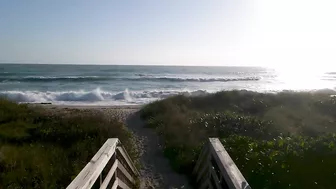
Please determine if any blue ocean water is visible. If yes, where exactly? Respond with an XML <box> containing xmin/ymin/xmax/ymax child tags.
<box><xmin>0</xmin><ymin>64</ymin><xmax>335</xmax><ymax>105</ymax></box>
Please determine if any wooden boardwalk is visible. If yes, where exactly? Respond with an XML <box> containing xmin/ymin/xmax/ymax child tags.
<box><xmin>67</xmin><ymin>138</ymin><xmax>250</xmax><ymax>189</ymax></box>
<box><xmin>193</xmin><ymin>138</ymin><xmax>250</xmax><ymax>189</ymax></box>
<box><xmin>67</xmin><ymin>138</ymin><xmax>139</xmax><ymax>189</ymax></box>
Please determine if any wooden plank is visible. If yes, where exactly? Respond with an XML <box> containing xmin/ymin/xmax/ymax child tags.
<box><xmin>193</xmin><ymin>144</ymin><xmax>209</xmax><ymax>175</ymax></box>
<box><xmin>193</xmin><ymin>145</ymin><xmax>208</xmax><ymax>174</ymax></box>
<box><xmin>209</xmin><ymin>138</ymin><xmax>251</xmax><ymax>189</ymax></box>
<box><xmin>113</xmin><ymin>152</ymin><xmax>118</xmax><ymax>189</ymax></box>
<box><xmin>199</xmin><ymin>178</ymin><xmax>209</xmax><ymax>189</ymax></box>
<box><xmin>210</xmin><ymin>167</ymin><xmax>222</xmax><ymax>189</ymax></box>
<box><xmin>197</xmin><ymin>171</ymin><xmax>210</xmax><ymax>188</ymax></box>
<box><xmin>199</xmin><ymin>156</ymin><xmax>212</xmax><ymax>189</ymax></box>
<box><xmin>117</xmin><ymin>146</ymin><xmax>140</xmax><ymax>176</ymax></box>
<box><xmin>99</xmin><ymin>160</ymin><xmax>118</xmax><ymax>189</ymax></box>
<box><xmin>196</xmin><ymin>153</ymin><xmax>210</xmax><ymax>183</ymax></box>
<box><xmin>209</xmin><ymin>181</ymin><xmax>214</xmax><ymax>189</ymax></box>
<box><xmin>118</xmin><ymin>160</ymin><xmax>135</xmax><ymax>184</ymax></box>
<box><xmin>111</xmin><ymin>179</ymin><xmax>118</xmax><ymax>189</ymax></box>
<box><xmin>196</xmin><ymin>164</ymin><xmax>208</xmax><ymax>183</ymax></box>
<box><xmin>117</xmin><ymin>178</ymin><xmax>131</xmax><ymax>189</ymax></box>
<box><xmin>67</xmin><ymin>138</ymin><xmax>119</xmax><ymax>189</ymax></box>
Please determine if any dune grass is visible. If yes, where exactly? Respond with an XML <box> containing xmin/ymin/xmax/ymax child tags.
<box><xmin>140</xmin><ymin>90</ymin><xmax>336</xmax><ymax>189</ymax></box>
<box><xmin>0</xmin><ymin>99</ymin><xmax>137</xmax><ymax>189</ymax></box>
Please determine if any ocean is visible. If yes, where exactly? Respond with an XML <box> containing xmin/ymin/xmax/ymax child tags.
<box><xmin>0</xmin><ymin>64</ymin><xmax>335</xmax><ymax>105</ymax></box>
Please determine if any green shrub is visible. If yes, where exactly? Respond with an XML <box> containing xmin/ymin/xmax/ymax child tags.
<box><xmin>0</xmin><ymin>99</ymin><xmax>137</xmax><ymax>189</ymax></box>
<box><xmin>140</xmin><ymin>90</ymin><xmax>336</xmax><ymax>188</ymax></box>
<box><xmin>221</xmin><ymin>134</ymin><xmax>336</xmax><ymax>189</ymax></box>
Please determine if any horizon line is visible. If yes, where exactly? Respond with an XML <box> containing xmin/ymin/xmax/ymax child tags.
<box><xmin>0</xmin><ymin>62</ymin><xmax>266</xmax><ymax>68</ymax></box>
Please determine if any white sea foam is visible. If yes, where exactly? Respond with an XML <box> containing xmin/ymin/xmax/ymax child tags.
<box><xmin>0</xmin><ymin>88</ymin><xmax>209</xmax><ymax>105</ymax></box>
<box><xmin>2</xmin><ymin>65</ymin><xmax>335</xmax><ymax>105</ymax></box>
<box><xmin>0</xmin><ymin>75</ymin><xmax>261</xmax><ymax>83</ymax></box>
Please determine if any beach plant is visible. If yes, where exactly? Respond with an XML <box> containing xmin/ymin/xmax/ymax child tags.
<box><xmin>0</xmin><ymin>99</ymin><xmax>137</xmax><ymax>189</ymax></box>
<box><xmin>140</xmin><ymin>90</ymin><xmax>336</xmax><ymax>189</ymax></box>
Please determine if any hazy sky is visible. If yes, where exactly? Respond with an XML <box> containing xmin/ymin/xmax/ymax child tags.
<box><xmin>1</xmin><ymin>0</ymin><xmax>335</xmax><ymax>68</ymax></box>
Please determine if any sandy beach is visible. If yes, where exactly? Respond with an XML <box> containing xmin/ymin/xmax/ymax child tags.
<box><xmin>28</xmin><ymin>104</ymin><xmax>142</xmax><ymax>122</ymax></box>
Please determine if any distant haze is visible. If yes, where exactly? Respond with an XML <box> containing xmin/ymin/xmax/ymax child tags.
<box><xmin>1</xmin><ymin>0</ymin><xmax>335</xmax><ymax>70</ymax></box>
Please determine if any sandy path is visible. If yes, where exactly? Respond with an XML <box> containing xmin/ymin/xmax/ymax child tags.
<box><xmin>126</xmin><ymin>111</ymin><xmax>192</xmax><ymax>189</ymax></box>
<box><xmin>36</xmin><ymin>104</ymin><xmax>191</xmax><ymax>188</ymax></box>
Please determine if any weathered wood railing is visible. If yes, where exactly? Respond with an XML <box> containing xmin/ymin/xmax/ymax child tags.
<box><xmin>67</xmin><ymin>138</ymin><xmax>139</xmax><ymax>189</ymax></box>
<box><xmin>193</xmin><ymin>138</ymin><xmax>251</xmax><ymax>189</ymax></box>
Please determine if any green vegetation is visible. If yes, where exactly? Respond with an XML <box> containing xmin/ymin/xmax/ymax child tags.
<box><xmin>0</xmin><ymin>99</ymin><xmax>137</xmax><ymax>189</ymax></box>
<box><xmin>140</xmin><ymin>90</ymin><xmax>336</xmax><ymax>189</ymax></box>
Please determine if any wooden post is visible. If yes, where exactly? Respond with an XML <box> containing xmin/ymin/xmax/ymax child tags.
<box><xmin>209</xmin><ymin>138</ymin><xmax>251</xmax><ymax>189</ymax></box>
<box><xmin>113</xmin><ymin>150</ymin><xmax>117</xmax><ymax>185</ymax></box>
<box><xmin>100</xmin><ymin>173</ymin><xmax>102</xmax><ymax>186</ymax></box>
<box><xmin>67</xmin><ymin>138</ymin><xmax>139</xmax><ymax>189</ymax></box>
<box><xmin>193</xmin><ymin>138</ymin><xmax>251</xmax><ymax>189</ymax></box>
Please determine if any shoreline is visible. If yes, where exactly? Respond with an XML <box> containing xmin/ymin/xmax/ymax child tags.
<box><xmin>26</xmin><ymin>103</ymin><xmax>142</xmax><ymax>124</ymax></box>
<box><xmin>27</xmin><ymin>103</ymin><xmax>143</xmax><ymax>110</ymax></box>
<box><xmin>13</xmin><ymin>88</ymin><xmax>336</xmax><ymax>107</ymax></box>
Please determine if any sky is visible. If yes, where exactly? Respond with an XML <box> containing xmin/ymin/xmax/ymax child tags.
<box><xmin>0</xmin><ymin>0</ymin><xmax>336</xmax><ymax>69</ymax></box>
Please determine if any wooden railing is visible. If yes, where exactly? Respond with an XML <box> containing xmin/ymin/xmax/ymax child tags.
<box><xmin>67</xmin><ymin>138</ymin><xmax>139</xmax><ymax>189</ymax></box>
<box><xmin>193</xmin><ymin>138</ymin><xmax>251</xmax><ymax>189</ymax></box>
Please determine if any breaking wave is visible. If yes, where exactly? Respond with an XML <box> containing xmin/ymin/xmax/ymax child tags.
<box><xmin>0</xmin><ymin>75</ymin><xmax>260</xmax><ymax>83</ymax></box>
<box><xmin>138</xmin><ymin>76</ymin><xmax>260</xmax><ymax>82</ymax></box>
<box><xmin>0</xmin><ymin>88</ymin><xmax>209</xmax><ymax>105</ymax></box>
<box><xmin>0</xmin><ymin>76</ymin><xmax>110</xmax><ymax>82</ymax></box>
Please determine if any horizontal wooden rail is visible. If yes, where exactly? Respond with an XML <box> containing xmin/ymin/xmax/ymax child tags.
<box><xmin>67</xmin><ymin>138</ymin><xmax>139</xmax><ymax>189</ymax></box>
<box><xmin>193</xmin><ymin>138</ymin><xmax>251</xmax><ymax>189</ymax></box>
